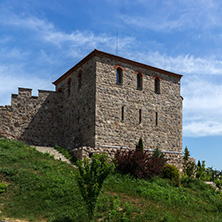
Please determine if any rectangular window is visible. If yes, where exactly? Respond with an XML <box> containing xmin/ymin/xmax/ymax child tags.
<box><xmin>68</xmin><ymin>81</ymin><xmax>71</xmax><ymax>96</ymax></box>
<box><xmin>77</xmin><ymin>110</ymin><xmax>80</xmax><ymax>124</ymax></box>
<box><xmin>155</xmin><ymin>112</ymin><xmax>158</xmax><ymax>126</ymax></box>
<box><xmin>78</xmin><ymin>74</ymin><xmax>82</xmax><ymax>90</ymax></box>
<box><xmin>121</xmin><ymin>106</ymin><xmax>124</xmax><ymax>121</ymax></box>
<box><xmin>139</xmin><ymin>109</ymin><xmax>142</xmax><ymax>124</ymax></box>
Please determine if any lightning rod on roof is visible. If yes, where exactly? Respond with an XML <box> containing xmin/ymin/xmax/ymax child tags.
<box><xmin>116</xmin><ymin>27</ymin><xmax>118</xmax><ymax>56</ymax></box>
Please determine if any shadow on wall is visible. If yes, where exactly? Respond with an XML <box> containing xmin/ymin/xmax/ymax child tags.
<box><xmin>0</xmin><ymin>88</ymin><xmax>64</xmax><ymax>147</ymax></box>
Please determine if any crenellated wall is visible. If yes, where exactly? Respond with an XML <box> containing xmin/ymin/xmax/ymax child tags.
<box><xmin>0</xmin><ymin>88</ymin><xmax>64</xmax><ymax>146</ymax></box>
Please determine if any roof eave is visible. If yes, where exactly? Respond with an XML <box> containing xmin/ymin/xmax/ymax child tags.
<box><xmin>53</xmin><ymin>49</ymin><xmax>182</xmax><ymax>86</ymax></box>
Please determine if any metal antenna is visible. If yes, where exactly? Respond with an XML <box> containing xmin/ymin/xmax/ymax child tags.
<box><xmin>116</xmin><ymin>27</ymin><xmax>118</xmax><ymax>55</ymax></box>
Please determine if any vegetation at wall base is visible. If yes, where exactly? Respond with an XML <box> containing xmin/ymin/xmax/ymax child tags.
<box><xmin>161</xmin><ymin>164</ymin><xmax>180</xmax><ymax>186</ymax></box>
<box><xmin>0</xmin><ymin>138</ymin><xmax>222</xmax><ymax>222</ymax></box>
<box><xmin>152</xmin><ymin>146</ymin><xmax>165</xmax><ymax>159</ymax></box>
<box><xmin>54</xmin><ymin>145</ymin><xmax>77</xmax><ymax>163</ymax></box>
<box><xmin>114</xmin><ymin>149</ymin><xmax>166</xmax><ymax>179</ymax></box>
<box><xmin>136</xmin><ymin>137</ymin><xmax>144</xmax><ymax>153</ymax></box>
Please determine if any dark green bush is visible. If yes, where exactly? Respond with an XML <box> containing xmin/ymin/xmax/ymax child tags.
<box><xmin>161</xmin><ymin>164</ymin><xmax>180</xmax><ymax>186</ymax></box>
<box><xmin>215</xmin><ymin>179</ymin><xmax>222</xmax><ymax>190</ymax></box>
<box><xmin>136</xmin><ymin>137</ymin><xmax>144</xmax><ymax>153</ymax></box>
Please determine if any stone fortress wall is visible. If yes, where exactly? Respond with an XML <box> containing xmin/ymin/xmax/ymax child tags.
<box><xmin>0</xmin><ymin>49</ymin><xmax>184</xmax><ymax>169</ymax></box>
<box><xmin>0</xmin><ymin>88</ymin><xmax>63</xmax><ymax>146</ymax></box>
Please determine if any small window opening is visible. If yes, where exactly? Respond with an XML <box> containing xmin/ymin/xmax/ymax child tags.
<box><xmin>155</xmin><ymin>112</ymin><xmax>158</xmax><ymax>126</ymax></box>
<box><xmin>116</xmin><ymin>68</ymin><xmax>123</xmax><ymax>84</ymax></box>
<box><xmin>77</xmin><ymin>110</ymin><xmax>80</xmax><ymax>124</ymax></box>
<box><xmin>121</xmin><ymin>106</ymin><xmax>124</xmax><ymax>121</ymax></box>
<box><xmin>67</xmin><ymin>78</ymin><xmax>71</xmax><ymax>96</ymax></box>
<box><xmin>137</xmin><ymin>73</ymin><xmax>143</xmax><ymax>90</ymax></box>
<box><xmin>139</xmin><ymin>109</ymin><xmax>142</xmax><ymax>124</ymax></box>
<box><xmin>78</xmin><ymin>73</ymin><xmax>82</xmax><ymax>90</ymax></box>
<box><xmin>155</xmin><ymin>78</ymin><xmax>160</xmax><ymax>94</ymax></box>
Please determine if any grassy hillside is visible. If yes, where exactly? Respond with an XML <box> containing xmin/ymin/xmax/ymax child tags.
<box><xmin>0</xmin><ymin>138</ymin><xmax>222</xmax><ymax>222</ymax></box>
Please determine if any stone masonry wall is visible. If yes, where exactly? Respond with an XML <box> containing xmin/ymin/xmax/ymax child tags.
<box><xmin>0</xmin><ymin>88</ymin><xmax>63</xmax><ymax>146</ymax></box>
<box><xmin>55</xmin><ymin>57</ymin><xmax>96</xmax><ymax>149</ymax></box>
<box><xmin>0</xmin><ymin>57</ymin><xmax>97</xmax><ymax>149</ymax></box>
<box><xmin>95</xmin><ymin>56</ymin><xmax>183</xmax><ymax>153</ymax></box>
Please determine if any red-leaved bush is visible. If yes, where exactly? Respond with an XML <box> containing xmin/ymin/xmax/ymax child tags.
<box><xmin>113</xmin><ymin>150</ymin><xmax>167</xmax><ymax>179</ymax></box>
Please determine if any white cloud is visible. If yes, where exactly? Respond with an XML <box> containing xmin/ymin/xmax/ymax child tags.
<box><xmin>126</xmin><ymin>51</ymin><xmax>222</xmax><ymax>76</ymax></box>
<box><xmin>182</xmin><ymin>76</ymin><xmax>222</xmax><ymax>137</ymax></box>
<box><xmin>0</xmin><ymin>63</ymin><xmax>54</xmax><ymax>105</ymax></box>
<box><xmin>0</xmin><ymin>12</ymin><xmax>135</xmax><ymax>52</ymax></box>
<box><xmin>183</xmin><ymin>121</ymin><xmax>222</xmax><ymax>137</ymax></box>
<box><xmin>120</xmin><ymin>1</ymin><xmax>222</xmax><ymax>31</ymax></box>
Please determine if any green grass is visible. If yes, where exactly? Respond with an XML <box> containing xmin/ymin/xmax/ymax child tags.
<box><xmin>53</xmin><ymin>145</ymin><xmax>77</xmax><ymax>163</ymax></box>
<box><xmin>0</xmin><ymin>138</ymin><xmax>222</xmax><ymax>222</ymax></box>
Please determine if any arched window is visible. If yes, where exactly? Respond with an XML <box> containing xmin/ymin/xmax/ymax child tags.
<box><xmin>137</xmin><ymin>73</ymin><xmax>143</xmax><ymax>90</ymax></box>
<box><xmin>67</xmin><ymin>78</ymin><xmax>71</xmax><ymax>96</ymax></box>
<box><xmin>116</xmin><ymin>67</ymin><xmax>123</xmax><ymax>84</ymax></box>
<box><xmin>155</xmin><ymin>78</ymin><xmax>160</xmax><ymax>94</ymax></box>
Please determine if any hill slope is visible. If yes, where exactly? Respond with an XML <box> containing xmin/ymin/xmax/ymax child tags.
<box><xmin>0</xmin><ymin>138</ymin><xmax>222</xmax><ymax>222</ymax></box>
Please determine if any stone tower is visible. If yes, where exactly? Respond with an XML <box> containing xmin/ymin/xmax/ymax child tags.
<box><xmin>0</xmin><ymin>49</ymin><xmax>183</xmax><ymax>166</ymax></box>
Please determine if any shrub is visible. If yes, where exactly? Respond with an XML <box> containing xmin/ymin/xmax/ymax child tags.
<box><xmin>0</xmin><ymin>182</ymin><xmax>7</xmax><ymax>193</ymax></box>
<box><xmin>76</xmin><ymin>153</ymin><xmax>115</xmax><ymax>220</ymax></box>
<box><xmin>183</xmin><ymin>147</ymin><xmax>195</xmax><ymax>178</ymax></box>
<box><xmin>113</xmin><ymin>149</ymin><xmax>166</xmax><ymax>179</ymax></box>
<box><xmin>215</xmin><ymin>179</ymin><xmax>222</xmax><ymax>190</ymax></box>
<box><xmin>196</xmin><ymin>160</ymin><xmax>207</xmax><ymax>180</ymax></box>
<box><xmin>161</xmin><ymin>164</ymin><xmax>180</xmax><ymax>186</ymax></box>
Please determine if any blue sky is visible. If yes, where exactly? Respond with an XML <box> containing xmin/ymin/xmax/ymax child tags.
<box><xmin>0</xmin><ymin>0</ymin><xmax>222</xmax><ymax>170</ymax></box>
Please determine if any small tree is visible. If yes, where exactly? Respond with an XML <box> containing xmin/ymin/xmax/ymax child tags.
<box><xmin>183</xmin><ymin>147</ymin><xmax>195</xmax><ymax>178</ymax></box>
<box><xmin>76</xmin><ymin>153</ymin><xmax>115</xmax><ymax>220</ymax></box>
<box><xmin>196</xmin><ymin>160</ymin><xmax>206</xmax><ymax>180</ymax></box>
<box><xmin>152</xmin><ymin>146</ymin><xmax>165</xmax><ymax>159</ymax></box>
<box><xmin>136</xmin><ymin>137</ymin><xmax>144</xmax><ymax>153</ymax></box>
